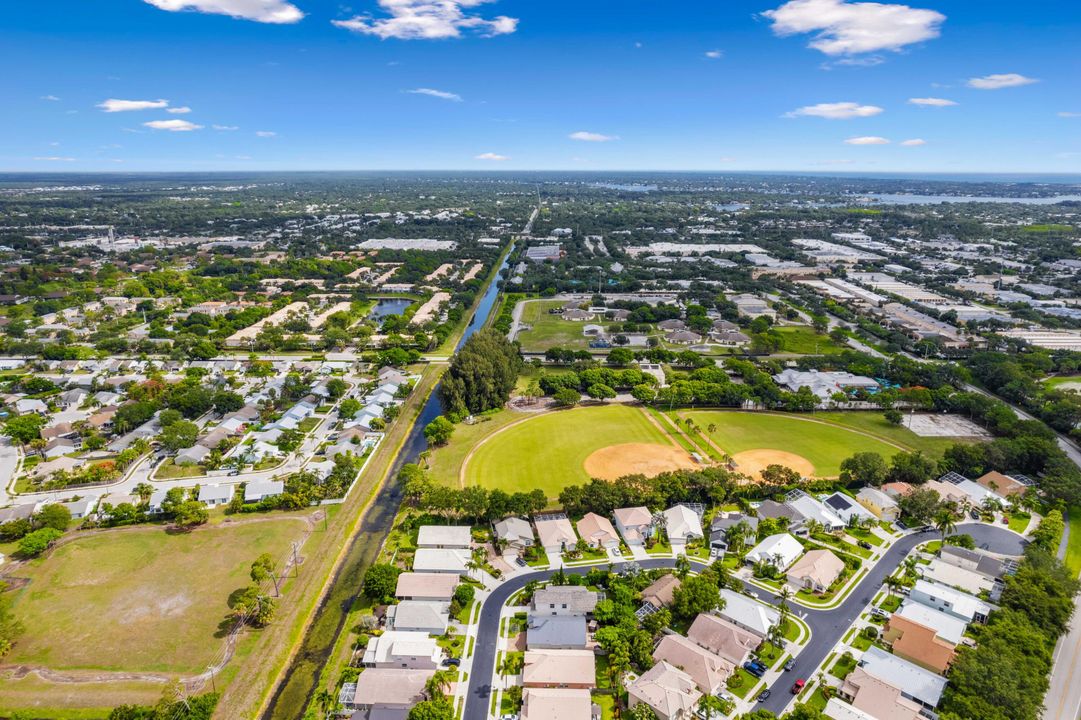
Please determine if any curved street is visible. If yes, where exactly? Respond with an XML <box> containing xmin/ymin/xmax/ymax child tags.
<box><xmin>463</xmin><ymin>522</ymin><xmax>1026</xmax><ymax>720</ymax></box>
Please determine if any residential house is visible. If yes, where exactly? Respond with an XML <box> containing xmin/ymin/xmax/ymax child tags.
<box><xmin>361</xmin><ymin>631</ymin><xmax>443</xmax><ymax>669</ymax></box>
<box><xmin>883</xmin><ymin>603</ymin><xmax>964</xmax><ymax>673</ymax></box>
<box><xmin>15</xmin><ymin>398</ymin><xmax>48</xmax><ymax>415</ymax></box>
<box><xmin>824</xmin><ymin>698</ymin><xmax>879</xmax><ymax>720</ymax></box>
<box><xmin>521</xmin><ymin>688</ymin><xmax>596</xmax><ymax>720</ymax></box>
<box><xmin>718</xmin><ymin>589</ymin><xmax>780</xmax><ymax>640</ymax></box>
<box><xmin>244</xmin><ymin>479</ymin><xmax>284</xmax><ymax>503</ymax></box>
<box><xmin>686</xmin><ymin>613</ymin><xmax>760</xmax><ymax>666</ymax></box>
<box><xmin>785</xmin><ymin>491</ymin><xmax>845</xmax><ymax>532</ymax></box>
<box><xmin>662</xmin><ymin>505</ymin><xmax>703</xmax><ymax>549</ymax></box>
<box><xmin>59</xmin><ymin>495</ymin><xmax>99</xmax><ymax>519</ymax></box>
<box><xmin>532</xmin><ymin>586</ymin><xmax>598</xmax><ymax>616</ymax></box>
<box><xmin>339</xmin><ymin>669</ymin><xmax>429</xmax><ymax>713</ymax></box>
<box><xmin>755</xmin><ymin>499</ymin><xmax>808</xmax><ymax>534</ymax></box>
<box><xmin>651</xmin><ymin>634</ymin><xmax>734</xmax><ymax>695</ymax></box>
<box><xmin>526</xmin><ymin>615</ymin><xmax>588</xmax><ymax>649</ymax></box>
<box><xmin>613</xmin><ymin>506</ymin><xmax>653</xmax><ymax>546</ymax></box>
<box><xmin>395</xmin><ymin>573</ymin><xmax>458</xmax><ymax>602</ymax></box>
<box><xmin>417</xmin><ymin>525</ymin><xmax>472</xmax><ymax>550</ymax></box>
<box><xmin>522</xmin><ymin>649</ymin><xmax>596</xmax><ymax>689</ymax></box>
<box><xmin>412</xmin><ymin>548</ymin><xmax>471</xmax><ymax>575</ymax></box>
<box><xmin>176</xmin><ymin>444</ymin><xmax>211</xmax><ymax>466</ymax></box>
<box><xmin>744</xmin><ymin>533</ymin><xmax>804</xmax><ymax>570</ymax></box>
<box><xmin>534</xmin><ymin>516</ymin><xmax>577</xmax><ymax>554</ymax></box>
<box><xmin>641</xmin><ymin>574</ymin><xmax>681</xmax><ymax>609</ymax></box>
<box><xmin>577</xmin><ymin>512</ymin><xmax>620</xmax><ymax>550</ymax></box>
<box><xmin>937</xmin><ymin>545</ymin><xmax>1007</xmax><ymax>582</ymax></box>
<box><xmin>43</xmin><ymin>437</ymin><xmax>78</xmax><ymax>459</ymax></box>
<box><xmin>787</xmin><ymin>548</ymin><xmax>845</xmax><ymax>593</ymax></box>
<box><xmin>147</xmin><ymin>489</ymin><xmax>170</xmax><ymax>515</ymax></box>
<box><xmin>30</xmin><ymin>455</ymin><xmax>84</xmax><ymax>478</ymax></box>
<box><xmin>839</xmin><ymin>647</ymin><xmax>947</xmax><ymax>717</ymax></box>
<box><xmin>975</xmin><ymin>470</ymin><xmax>1034</xmax><ymax>498</ymax></box>
<box><xmin>910</xmin><ymin>579</ymin><xmax>992</xmax><ymax>623</ymax></box>
<box><xmin>198</xmin><ymin>484</ymin><xmax>233</xmax><ymax>507</ymax></box>
<box><xmin>855</xmin><ymin>487</ymin><xmax>900</xmax><ymax>521</ymax></box>
<box><xmin>772</xmin><ymin>369</ymin><xmax>879</xmax><ymax>402</ymax></box>
<box><xmin>386</xmin><ymin>601</ymin><xmax>450</xmax><ymax>635</ymax></box>
<box><xmin>494</xmin><ymin>516</ymin><xmax>535</xmax><ymax>552</ymax></box>
<box><xmin>627</xmin><ymin>661</ymin><xmax>702</xmax><ymax>720</ymax></box>
<box><xmin>823</xmin><ymin>492</ymin><xmax>875</xmax><ymax>525</ymax></box>
<box><xmin>708</xmin><ymin>512</ymin><xmax>758</xmax><ymax>556</ymax></box>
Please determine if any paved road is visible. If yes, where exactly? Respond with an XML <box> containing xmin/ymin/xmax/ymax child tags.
<box><xmin>463</xmin><ymin>524</ymin><xmax>1025</xmax><ymax>720</ymax></box>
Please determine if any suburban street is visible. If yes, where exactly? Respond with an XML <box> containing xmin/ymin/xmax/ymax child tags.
<box><xmin>462</xmin><ymin>523</ymin><xmax>1026</xmax><ymax>720</ymax></box>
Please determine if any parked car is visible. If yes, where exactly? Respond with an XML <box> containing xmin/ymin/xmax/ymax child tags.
<box><xmin>784</xmin><ymin>658</ymin><xmax>796</xmax><ymax>672</ymax></box>
<box><xmin>858</xmin><ymin>540</ymin><xmax>872</xmax><ymax>549</ymax></box>
<box><xmin>970</xmin><ymin>510</ymin><xmax>981</xmax><ymax>520</ymax></box>
<box><xmin>443</xmin><ymin>657</ymin><xmax>461</xmax><ymax>666</ymax></box>
<box><xmin>871</xmin><ymin>607</ymin><xmax>889</xmax><ymax>619</ymax></box>
<box><xmin>757</xmin><ymin>689</ymin><xmax>771</xmax><ymax>702</ymax></box>
<box><xmin>743</xmin><ymin>661</ymin><xmax>765</xmax><ymax>678</ymax></box>
<box><xmin>515</xmin><ymin>556</ymin><xmax>526</xmax><ymax>567</ymax></box>
<box><xmin>791</xmin><ymin>679</ymin><xmax>805</xmax><ymax>695</ymax></box>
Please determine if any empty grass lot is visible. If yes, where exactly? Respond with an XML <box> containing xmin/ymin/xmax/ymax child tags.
<box><xmin>675</xmin><ymin>411</ymin><xmax>905</xmax><ymax>477</ymax></box>
<box><xmin>514</xmin><ymin>300</ymin><xmax>594</xmax><ymax>352</ymax></box>
<box><xmin>772</xmin><ymin>325</ymin><xmax>847</xmax><ymax>354</ymax></box>
<box><xmin>5</xmin><ymin>518</ymin><xmax>307</xmax><ymax>676</ymax></box>
<box><xmin>459</xmin><ymin>404</ymin><xmax>674</xmax><ymax>497</ymax></box>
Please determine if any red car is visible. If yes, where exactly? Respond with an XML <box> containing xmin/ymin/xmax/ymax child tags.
<box><xmin>791</xmin><ymin>679</ymin><xmax>806</xmax><ymax>695</ymax></box>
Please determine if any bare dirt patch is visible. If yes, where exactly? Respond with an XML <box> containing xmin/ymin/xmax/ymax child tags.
<box><xmin>583</xmin><ymin>443</ymin><xmax>697</xmax><ymax>481</ymax></box>
<box><xmin>731</xmin><ymin>449</ymin><xmax>816</xmax><ymax>480</ymax></box>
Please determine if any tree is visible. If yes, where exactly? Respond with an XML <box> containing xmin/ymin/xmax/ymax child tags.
<box><xmin>424</xmin><ymin>669</ymin><xmax>456</xmax><ymax>700</ymax></box>
<box><xmin>173</xmin><ymin>500</ymin><xmax>209</xmax><ymax>529</ymax></box>
<box><xmin>888</xmin><ymin>451</ymin><xmax>936</xmax><ymax>485</ymax></box>
<box><xmin>898</xmin><ymin>487</ymin><xmax>941</xmax><ymax>525</ymax></box>
<box><xmin>251</xmin><ymin>553</ymin><xmax>280</xmax><ymax>595</ymax></box>
<box><xmin>586</xmin><ymin>383</ymin><xmax>616</xmax><ymax>401</ymax></box>
<box><xmin>672</xmin><ymin>574</ymin><xmax>721</xmax><ymax>619</ymax></box>
<box><xmin>160</xmin><ymin>420</ymin><xmax>199</xmax><ymax>452</ymax></box>
<box><xmin>35</xmin><ymin>503</ymin><xmax>71</xmax><ymax>532</ymax></box>
<box><xmin>1030</xmin><ymin>510</ymin><xmax>1064</xmax><ymax>552</ymax></box>
<box><xmin>407</xmin><ymin>699</ymin><xmax>454</xmax><ymax>720</ymax></box>
<box><xmin>18</xmin><ymin>527</ymin><xmax>63</xmax><ymax>557</ymax></box>
<box><xmin>883</xmin><ymin>408</ymin><xmax>904</xmax><ymax>425</ymax></box>
<box><xmin>552</xmin><ymin>387</ymin><xmax>580</xmax><ymax>407</ymax></box>
<box><xmin>675</xmin><ymin>556</ymin><xmax>691</xmax><ymax>580</ymax></box>
<box><xmin>607</xmin><ymin>348</ymin><xmax>634</xmax><ymax>366</ymax></box>
<box><xmin>339</xmin><ymin>397</ymin><xmax>361</xmax><ymax>419</ymax></box>
<box><xmin>934</xmin><ymin>507</ymin><xmax>958</xmax><ymax>541</ymax></box>
<box><xmin>439</xmin><ymin>329</ymin><xmax>522</xmax><ymax>417</ymax></box>
<box><xmin>363</xmin><ymin>563</ymin><xmax>401</xmax><ymax>601</ymax></box>
<box><xmin>133</xmin><ymin>482</ymin><xmax>154</xmax><ymax>504</ymax></box>
<box><xmin>3</xmin><ymin>414</ymin><xmax>45</xmax><ymax>445</ymax></box>
<box><xmin>839</xmin><ymin>452</ymin><xmax>888</xmax><ymax>487</ymax></box>
<box><xmin>213</xmin><ymin>391</ymin><xmax>244</xmax><ymax>414</ymax></box>
<box><xmin>325</xmin><ymin>378</ymin><xmax>348</xmax><ymax>400</ymax></box>
<box><xmin>424</xmin><ymin>416</ymin><xmax>455</xmax><ymax>447</ymax></box>
<box><xmin>760</xmin><ymin>464</ymin><xmax>802</xmax><ymax>485</ymax></box>
<box><xmin>232</xmin><ymin>585</ymin><xmax>276</xmax><ymax>626</ymax></box>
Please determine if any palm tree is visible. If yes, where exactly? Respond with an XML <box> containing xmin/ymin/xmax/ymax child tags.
<box><xmin>934</xmin><ymin>507</ymin><xmax>957</xmax><ymax>542</ymax></box>
<box><xmin>806</xmin><ymin>519</ymin><xmax>823</xmax><ymax>538</ymax></box>
<box><xmin>425</xmin><ymin>669</ymin><xmax>455</xmax><ymax>700</ymax></box>
<box><xmin>133</xmin><ymin>482</ymin><xmax>153</xmax><ymax>505</ymax></box>
<box><xmin>675</xmin><ymin>555</ymin><xmax>691</xmax><ymax>580</ymax></box>
<box><xmin>884</xmin><ymin>575</ymin><xmax>903</xmax><ymax>598</ymax></box>
<box><xmin>707</xmin><ymin>423</ymin><xmax>717</xmax><ymax>435</ymax></box>
<box><xmin>697</xmin><ymin>693</ymin><xmax>724</xmax><ymax>720</ymax></box>
<box><xmin>315</xmin><ymin>688</ymin><xmax>340</xmax><ymax>720</ymax></box>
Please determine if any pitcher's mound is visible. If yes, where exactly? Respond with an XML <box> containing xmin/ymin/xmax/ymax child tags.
<box><xmin>731</xmin><ymin>449</ymin><xmax>815</xmax><ymax>480</ymax></box>
<box><xmin>584</xmin><ymin>443</ymin><xmax>698</xmax><ymax>481</ymax></box>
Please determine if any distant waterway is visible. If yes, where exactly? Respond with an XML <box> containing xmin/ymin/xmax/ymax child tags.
<box><xmin>589</xmin><ymin>182</ymin><xmax>658</xmax><ymax>192</ymax></box>
<box><xmin>858</xmin><ymin>193</ymin><xmax>1081</xmax><ymax>205</ymax></box>
<box><xmin>262</xmin><ymin>243</ymin><xmax>515</xmax><ymax>720</ymax></box>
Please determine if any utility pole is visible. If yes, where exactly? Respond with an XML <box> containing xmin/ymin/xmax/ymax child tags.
<box><xmin>292</xmin><ymin>541</ymin><xmax>300</xmax><ymax>577</ymax></box>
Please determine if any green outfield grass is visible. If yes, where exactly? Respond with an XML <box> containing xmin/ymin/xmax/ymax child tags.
<box><xmin>676</xmin><ymin>410</ymin><xmax>909</xmax><ymax>477</ymax></box>
<box><xmin>459</xmin><ymin>404</ymin><xmax>674</xmax><ymax>497</ymax></box>
<box><xmin>515</xmin><ymin>300</ymin><xmax>596</xmax><ymax>352</ymax></box>
<box><xmin>6</xmin><ymin>517</ymin><xmax>308</xmax><ymax>676</ymax></box>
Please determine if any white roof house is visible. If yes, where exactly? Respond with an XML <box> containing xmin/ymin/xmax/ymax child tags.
<box><xmin>361</xmin><ymin>630</ymin><xmax>443</xmax><ymax>670</ymax></box>
<box><xmin>822</xmin><ymin>492</ymin><xmax>876</xmax><ymax>524</ymax></box>
<box><xmin>59</xmin><ymin>495</ymin><xmax>99</xmax><ymax>519</ymax></box>
<box><xmin>744</xmin><ymin>533</ymin><xmax>804</xmax><ymax>570</ymax></box>
<box><xmin>412</xmin><ymin>548</ymin><xmax>471</xmax><ymax>575</ymax></box>
<box><xmin>895</xmin><ymin>601</ymin><xmax>968</xmax><ymax>646</ymax></box>
<box><xmin>387</xmin><ymin>601</ymin><xmax>450</xmax><ymax>635</ymax></box>
<box><xmin>824</xmin><ymin>698</ymin><xmax>879</xmax><ymax>720</ymax></box>
<box><xmin>772</xmin><ymin>368</ymin><xmax>879</xmax><ymax>401</ymax></box>
<box><xmin>662</xmin><ymin>505</ymin><xmax>703</xmax><ymax>545</ymax></box>
<box><xmin>417</xmin><ymin>525</ymin><xmax>472</xmax><ymax>549</ymax></box>
<box><xmin>910</xmin><ymin>579</ymin><xmax>992</xmax><ymax>623</ymax></box>
<box><xmin>198</xmin><ymin>484</ymin><xmax>233</xmax><ymax>507</ymax></box>
<box><xmin>786</xmin><ymin>491</ymin><xmax>845</xmax><ymax>531</ymax></box>
<box><xmin>858</xmin><ymin>646</ymin><xmax>948</xmax><ymax>709</ymax></box>
<box><xmin>717</xmin><ymin>589</ymin><xmax>781</xmax><ymax>639</ymax></box>
<box><xmin>244</xmin><ymin>479</ymin><xmax>284</xmax><ymax>503</ymax></box>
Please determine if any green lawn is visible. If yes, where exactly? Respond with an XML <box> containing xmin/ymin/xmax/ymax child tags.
<box><xmin>154</xmin><ymin>458</ymin><xmax>205</xmax><ymax>479</ymax></box>
<box><xmin>6</xmin><ymin>518</ymin><xmax>307</xmax><ymax>676</ymax></box>
<box><xmin>829</xmin><ymin>653</ymin><xmax>858</xmax><ymax>679</ymax></box>
<box><xmin>515</xmin><ymin>300</ymin><xmax>596</xmax><ymax>352</ymax></box>
<box><xmin>1044</xmin><ymin>376</ymin><xmax>1081</xmax><ymax>393</ymax></box>
<box><xmin>809</xmin><ymin>411</ymin><xmax>964</xmax><ymax>458</ymax></box>
<box><xmin>726</xmin><ymin>667</ymin><xmax>761</xmax><ymax>698</ymax></box>
<box><xmin>1007</xmin><ymin>512</ymin><xmax>1030</xmax><ymax>534</ymax></box>
<box><xmin>1066</xmin><ymin>507</ymin><xmax>1081</xmax><ymax>577</ymax></box>
<box><xmin>459</xmin><ymin>405</ymin><xmax>677</xmax><ymax>497</ymax></box>
<box><xmin>772</xmin><ymin>325</ymin><xmax>847</xmax><ymax>354</ymax></box>
<box><xmin>677</xmin><ymin>410</ymin><xmax>905</xmax><ymax>477</ymax></box>
<box><xmin>426</xmin><ymin>408</ymin><xmax>525</xmax><ymax>488</ymax></box>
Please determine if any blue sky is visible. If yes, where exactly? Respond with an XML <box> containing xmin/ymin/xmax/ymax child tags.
<box><xmin>2</xmin><ymin>0</ymin><xmax>1079</xmax><ymax>172</ymax></box>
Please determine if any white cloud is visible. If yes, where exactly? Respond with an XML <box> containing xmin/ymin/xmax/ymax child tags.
<box><xmin>144</xmin><ymin>119</ymin><xmax>203</xmax><ymax>131</ymax></box>
<box><xmin>1059</xmin><ymin>112</ymin><xmax>1081</xmax><ymax>118</ymax></box>
<box><xmin>332</xmin><ymin>1</ymin><xmax>517</xmax><ymax>40</ymax></box>
<box><xmin>908</xmin><ymin>97</ymin><xmax>957</xmax><ymax>106</ymax></box>
<box><xmin>167</xmin><ymin>106</ymin><xmax>192</xmax><ymax>114</ymax></box>
<box><xmin>901</xmin><ymin>138</ymin><xmax>927</xmax><ymax>145</ymax></box>
<box><xmin>704</xmin><ymin>50</ymin><xmax>723</xmax><ymax>59</ymax></box>
<box><xmin>255</xmin><ymin>130</ymin><xmax>277</xmax><ymax>137</ymax></box>
<box><xmin>826</xmin><ymin>55</ymin><xmax>884</xmax><ymax>67</ymax></box>
<box><xmin>763</xmin><ymin>0</ymin><xmax>945</xmax><ymax>55</ymax></box>
<box><xmin>98</xmin><ymin>98</ymin><xmax>170</xmax><ymax>112</ymax></box>
<box><xmin>406</xmin><ymin>88</ymin><xmax>463</xmax><ymax>102</ymax></box>
<box><xmin>143</xmin><ymin>0</ymin><xmax>303</xmax><ymax>24</ymax></box>
<box><xmin>475</xmin><ymin>152</ymin><xmax>509</xmax><ymax>161</ymax></box>
<box><xmin>41</xmin><ymin>95</ymin><xmax>61</xmax><ymax>101</ymax></box>
<box><xmin>212</xmin><ymin>124</ymin><xmax>240</xmax><ymax>130</ymax></box>
<box><xmin>34</xmin><ymin>156</ymin><xmax>76</xmax><ymax>162</ymax></box>
<box><xmin>785</xmin><ymin>101</ymin><xmax>883</xmax><ymax>119</ymax></box>
<box><xmin>967</xmin><ymin>73</ymin><xmax>1038</xmax><ymax>90</ymax></box>
<box><xmin>569</xmin><ymin>131</ymin><xmax>618</xmax><ymax>142</ymax></box>
<box><xmin>845</xmin><ymin>136</ymin><xmax>890</xmax><ymax>144</ymax></box>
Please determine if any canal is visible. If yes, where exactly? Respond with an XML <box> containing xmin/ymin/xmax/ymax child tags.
<box><xmin>262</xmin><ymin>242</ymin><xmax>515</xmax><ymax>720</ymax></box>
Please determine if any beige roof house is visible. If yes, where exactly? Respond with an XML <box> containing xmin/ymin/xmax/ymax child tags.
<box><xmin>613</xmin><ymin>506</ymin><xmax>654</xmax><ymax>545</ymax></box>
<box><xmin>523</xmin><ymin>649</ymin><xmax>596</xmax><ymax>688</ymax></box>
<box><xmin>395</xmin><ymin>572</ymin><xmax>459</xmax><ymax>601</ymax></box>
<box><xmin>839</xmin><ymin>666</ymin><xmax>925</xmax><ymax>720</ymax></box>
<box><xmin>786</xmin><ymin>548</ymin><xmax>845</xmax><ymax>592</ymax></box>
<box><xmin>534</xmin><ymin>516</ymin><xmax>578</xmax><ymax>553</ymax></box>
<box><xmin>521</xmin><ymin>688</ymin><xmax>595</xmax><ymax>720</ymax></box>
<box><xmin>628</xmin><ymin>660</ymin><xmax>702</xmax><ymax>720</ymax></box>
<box><xmin>641</xmin><ymin>574</ymin><xmax>681</xmax><ymax>608</ymax></box>
<box><xmin>686</xmin><ymin>613</ymin><xmax>761</xmax><ymax>666</ymax></box>
<box><xmin>577</xmin><ymin>512</ymin><xmax>620</xmax><ymax>549</ymax></box>
<box><xmin>347</xmin><ymin>668</ymin><xmax>430</xmax><ymax>709</ymax></box>
<box><xmin>651</xmin><ymin>634</ymin><xmax>734</xmax><ymax>695</ymax></box>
